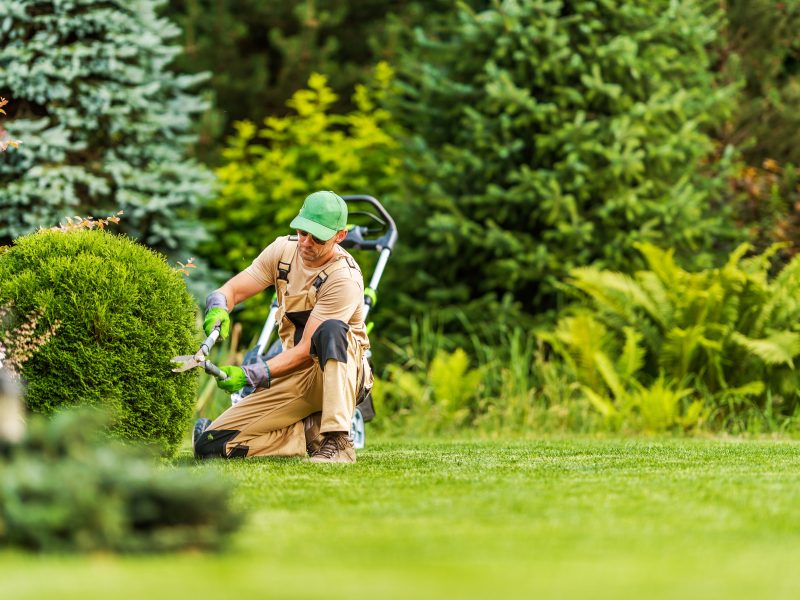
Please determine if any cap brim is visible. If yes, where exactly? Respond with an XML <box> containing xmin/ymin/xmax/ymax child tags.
<box><xmin>290</xmin><ymin>215</ymin><xmax>338</xmax><ymax>241</ymax></box>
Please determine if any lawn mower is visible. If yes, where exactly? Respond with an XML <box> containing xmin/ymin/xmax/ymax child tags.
<box><xmin>227</xmin><ymin>194</ymin><xmax>398</xmax><ymax>448</ymax></box>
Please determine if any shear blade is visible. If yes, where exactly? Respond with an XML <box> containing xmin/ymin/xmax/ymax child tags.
<box><xmin>171</xmin><ymin>355</ymin><xmax>200</xmax><ymax>373</ymax></box>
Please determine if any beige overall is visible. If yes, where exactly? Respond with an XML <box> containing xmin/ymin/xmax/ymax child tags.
<box><xmin>198</xmin><ymin>238</ymin><xmax>371</xmax><ymax>459</ymax></box>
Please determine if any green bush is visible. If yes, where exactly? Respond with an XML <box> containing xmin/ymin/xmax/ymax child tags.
<box><xmin>390</xmin><ymin>0</ymin><xmax>740</xmax><ymax>323</ymax></box>
<box><xmin>540</xmin><ymin>242</ymin><xmax>800</xmax><ymax>433</ymax></box>
<box><xmin>0</xmin><ymin>229</ymin><xmax>199</xmax><ymax>455</ymax></box>
<box><xmin>164</xmin><ymin>0</ymin><xmax>453</xmax><ymax>159</ymax></box>
<box><xmin>0</xmin><ymin>409</ymin><xmax>242</xmax><ymax>553</ymax></box>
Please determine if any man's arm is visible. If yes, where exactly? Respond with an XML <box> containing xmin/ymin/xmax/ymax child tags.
<box><xmin>265</xmin><ymin>315</ymin><xmax>325</xmax><ymax>379</ymax></box>
<box><xmin>215</xmin><ymin>270</ymin><xmax>267</xmax><ymax>310</ymax></box>
<box><xmin>264</xmin><ymin>275</ymin><xmax>361</xmax><ymax>380</ymax></box>
<box><xmin>233</xmin><ymin>275</ymin><xmax>361</xmax><ymax>390</ymax></box>
<box><xmin>204</xmin><ymin>270</ymin><xmax>268</xmax><ymax>341</ymax></box>
<box><xmin>235</xmin><ymin>315</ymin><xmax>324</xmax><ymax>392</ymax></box>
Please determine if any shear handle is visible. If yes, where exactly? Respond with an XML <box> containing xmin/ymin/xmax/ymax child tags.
<box><xmin>198</xmin><ymin>320</ymin><xmax>222</xmax><ymax>358</ymax></box>
<box><xmin>204</xmin><ymin>360</ymin><xmax>229</xmax><ymax>380</ymax></box>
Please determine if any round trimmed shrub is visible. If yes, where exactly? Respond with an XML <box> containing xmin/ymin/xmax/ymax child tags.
<box><xmin>0</xmin><ymin>229</ymin><xmax>199</xmax><ymax>456</ymax></box>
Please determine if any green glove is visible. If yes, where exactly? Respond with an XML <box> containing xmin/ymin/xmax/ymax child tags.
<box><xmin>204</xmin><ymin>307</ymin><xmax>230</xmax><ymax>340</ymax></box>
<box><xmin>216</xmin><ymin>366</ymin><xmax>247</xmax><ymax>393</ymax></box>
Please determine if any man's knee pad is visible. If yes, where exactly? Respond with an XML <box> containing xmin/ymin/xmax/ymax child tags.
<box><xmin>194</xmin><ymin>428</ymin><xmax>241</xmax><ymax>459</ymax></box>
<box><xmin>311</xmin><ymin>319</ymin><xmax>349</xmax><ymax>366</ymax></box>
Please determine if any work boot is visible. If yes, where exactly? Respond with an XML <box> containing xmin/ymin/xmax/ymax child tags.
<box><xmin>310</xmin><ymin>432</ymin><xmax>356</xmax><ymax>463</ymax></box>
<box><xmin>304</xmin><ymin>412</ymin><xmax>323</xmax><ymax>456</ymax></box>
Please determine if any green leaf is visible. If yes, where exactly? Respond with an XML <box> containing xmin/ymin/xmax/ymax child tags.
<box><xmin>581</xmin><ymin>386</ymin><xmax>618</xmax><ymax>418</ymax></box>
<box><xmin>617</xmin><ymin>327</ymin><xmax>645</xmax><ymax>379</ymax></box>
<box><xmin>730</xmin><ymin>331</ymin><xmax>800</xmax><ymax>367</ymax></box>
<box><xmin>723</xmin><ymin>381</ymin><xmax>766</xmax><ymax>397</ymax></box>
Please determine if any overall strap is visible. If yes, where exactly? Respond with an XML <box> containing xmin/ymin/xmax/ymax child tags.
<box><xmin>275</xmin><ymin>235</ymin><xmax>298</xmax><ymax>302</ymax></box>
<box><xmin>308</xmin><ymin>254</ymin><xmax>360</xmax><ymax>306</ymax></box>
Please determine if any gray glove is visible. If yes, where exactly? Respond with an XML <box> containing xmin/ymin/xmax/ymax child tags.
<box><xmin>242</xmin><ymin>358</ymin><xmax>271</xmax><ymax>389</ymax></box>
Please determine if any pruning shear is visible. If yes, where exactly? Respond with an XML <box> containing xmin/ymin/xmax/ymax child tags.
<box><xmin>170</xmin><ymin>320</ymin><xmax>229</xmax><ymax>380</ymax></box>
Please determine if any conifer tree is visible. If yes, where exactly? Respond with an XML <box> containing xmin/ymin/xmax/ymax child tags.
<box><xmin>0</xmin><ymin>0</ymin><xmax>212</xmax><ymax>255</ymax></box>
<box><xmin>391</xmin><ymin>0</ymin><xmax>740</xmax><ymax>323</ymax></box>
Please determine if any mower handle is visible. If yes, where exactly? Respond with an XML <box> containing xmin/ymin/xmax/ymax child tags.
<box><xmin>340</xmin><ymin>195</ymin><xmax>398</xmax><ymax>253</ymax></box>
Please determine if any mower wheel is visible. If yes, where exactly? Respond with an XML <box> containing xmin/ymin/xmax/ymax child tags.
<box><xmin>350</xmin><ymin>407</ymin><xmax>365</xmax><ymax>449</ymax></box>
<box><xmin>192</xmin><ymin>418</ymin><xmax>211</xmax><ymax>448</ymax></box>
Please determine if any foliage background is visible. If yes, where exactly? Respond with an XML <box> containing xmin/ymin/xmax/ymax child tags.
<box><xmin>5</xmin><ymin>0</ymin><xmax>800</xmax><ymax>435</ymax></box>
<box><xmin>164</xmin><ymin>0</ymin><xmax>454</xmax><ymax>160</ymax></box>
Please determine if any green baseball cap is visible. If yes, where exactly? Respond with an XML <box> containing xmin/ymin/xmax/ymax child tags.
<box><xmin>290</xmin><ymin>191</ymin><xmax>348</xmax><ymax>241</ymax></box>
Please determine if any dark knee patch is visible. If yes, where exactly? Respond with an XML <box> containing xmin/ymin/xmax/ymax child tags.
<box><xmin>194</xmin><ymin>429</ymin><xmax>244</xmax><ymax>459</ymax></box>
<box><xmin>227</xmin><ymin>444</ymin><xmax>249</xmax><ymax>458</ymax></box>
<box><xmin>311</xmin><ymin>319</ymin><xmax>349</xmax><ymax>366</ymax></box>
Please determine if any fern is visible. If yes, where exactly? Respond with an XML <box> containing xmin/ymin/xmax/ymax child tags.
<box><xmin>569</xmin><ymin>268</ymin><xmax>663</xmax><ymax>327</ymax></box>
<box><xmin>540</xmin><ymin>313</ymin><xmax>613</xmax><ymax>393</ymax></box>
<box><xmin>635</xmin><ymin>271</ymin><xmax>675</xmax><ymax>331</ymax></box>
<box><xmin>541</xmin><ymin>242</ymin><xmax>800</xmax><ymax>431</ymax></box>
<box><xmin>730</xmin><ymin>331</ymin><xmax>800</xmax><ymax>367</ymax></box>
<box><xmin>627</xmin><ymin>378</ymin><xmax>695</xmax><ymax>433</ymax></box>
<box><xmin>429</xmin><ymin>348</ymin><xmax>482</xmax><ymax>428</ymax></box>
<box><xmin>616</xmin><ymin>327</ymin><xmax>645</xmax><ymax>380</ymax></box>
<box><xmin>661</xmin><ymin>325</ymin><xmax>719</xmax><ymax>381</ymax></box>
<box><xmin>757</xmin><ymin>254</ymin><xmax>800</xmax><ymax>331</ymax></box>
<box><xmin>634</xmin><ymin>243</ymin><xmax>685</xmax><ymax>293</ymax></box>
<box><xmin>373</xmin><ymin>347</ymin><xmax>482</xmax><ymax>435</ymax></box>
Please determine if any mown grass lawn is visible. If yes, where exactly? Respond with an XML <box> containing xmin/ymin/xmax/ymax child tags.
<box><xmin>2</xmin><ymin>437</ymin><xmax>800</xmax><ymax>599</ymax></box>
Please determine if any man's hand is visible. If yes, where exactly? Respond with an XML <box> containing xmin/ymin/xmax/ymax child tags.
<box><xmin>203</xmin><ymin>307</ymin><xmax>230</xmax><ymax>340</ymax></box>
<box><xmin>205</xmin><ymin>290</ymin><xmax>231</xmax><ymax>340</ymax></box>
<box><xmin>216</xmin><ymin>366</ymin><xmax>247</xmax><ymax>393</ymax></box>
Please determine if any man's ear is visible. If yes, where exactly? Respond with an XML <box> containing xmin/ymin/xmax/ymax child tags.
<box><xmin>335</xmin><ymin>229</ymin><xmax>348</xmax><ymax>243</ymax></box>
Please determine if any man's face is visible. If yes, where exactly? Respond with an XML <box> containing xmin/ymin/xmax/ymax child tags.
<box><xmin>297</xmin><ymin>229</ymin><xmax>336</xmax><ymax>264</ymax></box>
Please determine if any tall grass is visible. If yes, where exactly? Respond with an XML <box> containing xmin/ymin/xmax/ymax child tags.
<box><xmin>372</xmin><ymin>313</ymin><xmax>595</xmax><ymax>436</ymax></box>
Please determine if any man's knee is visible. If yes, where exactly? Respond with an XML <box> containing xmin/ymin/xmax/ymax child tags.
<box><xmin>194</xmin><ymin>428</ymin><xmax>244</xmax><ymax>459</ymax></box>
<box><xmin>311</xmin><ymin>319</ymin><xmax>349</xmax><ymax>365</ymax></box>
